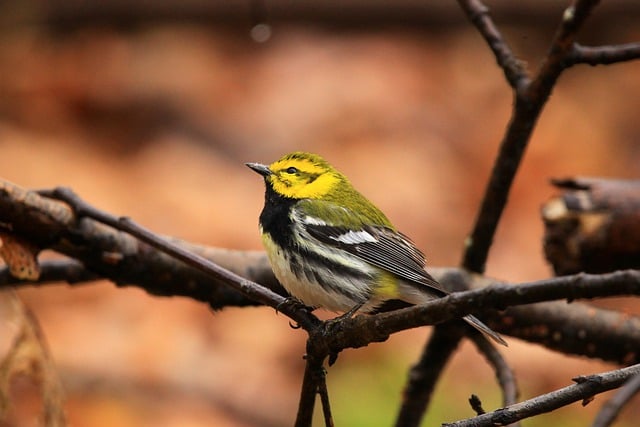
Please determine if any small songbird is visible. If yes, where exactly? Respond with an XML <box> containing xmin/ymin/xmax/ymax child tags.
<box><xmin>247</xmin><ymin>151</ymin><xmax>506</xmax><ymax>346</ymax></box>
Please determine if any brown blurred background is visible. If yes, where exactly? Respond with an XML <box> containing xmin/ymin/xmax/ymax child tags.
<box><xmin>1</xmin><ymin>1</ymin><xmax>639</xmax><ymax>426</ymax></box>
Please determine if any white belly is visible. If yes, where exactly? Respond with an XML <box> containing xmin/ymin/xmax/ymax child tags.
<box><xmin>261</xmin><ymin>233</ymin><xmax>372</xmax><ymax>312</ymax></box>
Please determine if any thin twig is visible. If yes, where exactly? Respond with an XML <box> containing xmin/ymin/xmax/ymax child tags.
<box><xmin>525</xmin><ymin>0</ymin><xmax>602</xmax><ymax>102</ymax></box>
<box><xmin>318</xmin><ymin>369</ymin><xmax>335</xmax><ymax>427</ymax></box>
<box><xmin>394</xmin><ymin>323</ymin><xmax>465</xmax><ymax>427</ymax></box>
<box><xmin>591</xmin><ymin>373</ymin><xmax>640</xmax><ymax>427</ymax></box>
<box><xmin>443</xmin><ymin>364</ymin><xmax>640</xmax><ymax>427</ymax></box>
<box><xmin>45</xmin><ymin>187</ymin><xmax>321</xmax><ymax>331</ymax></box>
<box><xmin>456</xmin><ymin>0</ymin><xmax>529</xmax><ymax>90</ymax></box>
<box><xmin>469</xmin><ymin>332</ymin><xmax>520</xmax><ymax>426</ymax></box>
<box><xmin>567</xmin><ymin>42</ymin><xmax>640</xmax><ymax>66</ymax></box>
<box><xmin>469</xmin><ymin>395</ymin><xmax>485</xmax><ymax>416</ymax></box>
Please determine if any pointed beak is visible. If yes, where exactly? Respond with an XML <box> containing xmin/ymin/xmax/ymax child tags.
<box><xmin>245</xmin><ymin>162</ymin><xmax>273</xmax><ymax>177</ymax></box>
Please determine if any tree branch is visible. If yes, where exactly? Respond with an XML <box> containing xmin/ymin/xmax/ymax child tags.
<box><xmin>568</xmin><ymin>42</ymin><xmax>640</xmax><ymax>66</ymax></box>
<box><xmin>295</xmin><ymin>351</ymin><xmax>329</xmax><ymax>427</ymax></box>
<box><xmin>591</xmin><ymin>372</ymin><xmax>640</xmax><ymax>427</ymax></box>
<box><xmin>469</xmin><ymin>332</ymin><xmax>520</xmax><ymax>410</ymax></box>
<box><xmin>460</xmin><ymin>0</ymin><xmax>606</xmax><ymax>273</ymax></box>
<box><xmin>394</xmin><ymin>323</ymin><xmax>465</xmax><ymax>427</ymax></box>
<box><xmin>0</xmin><ymin>259</ymin><xmax>99</xmax><ymax>285</ymax></box>
<box><xmin>1</xmin><ymin>179</ymin><xmax>639</xmax><ymax>364</ymax></box>
<box><xmin>456</xmin><ymin>0</ymin><xmax>529</xmax><ymax>90</ymax></box>
<box><xmin>442</xmin><ymin>364</ymin><xmax>640</xmax><ymax>427</ymax></box>
<box><xmin>443</xmin><ymin>365</ymin><xmax>640</xmax><ymax>427</ymax></box>
<box><xmin>317</xmin><ymin>270</ymin><xmax>640</xmax><ymax>364</ymax></box>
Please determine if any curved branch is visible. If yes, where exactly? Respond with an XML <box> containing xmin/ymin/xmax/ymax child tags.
<box><xmin>456</xmin><ymin>0</ymin><xmax>529</xmax><ymax>90</ymax></box>
<box><xmin>568</xmin><ymin>42</ymin><xmax>640</xmax><ymax>66</ymax></box>
<box><xmin>317</xmin><ymin>270</ymin><xmax>640</xmax><ymax>365</ymax></box>
<box><xmin>394</xmin><ymin>323</ymin><xmax>465</xmax><ymax>427</ymax></box>
<box><xmin>469</xmin><ymin>332</ymin><xmax>519</xmax><ymax>410</ymax></box>
<box><xmin>442</xmin><ymin>364</ymin><xmax>640</xmax><ymax>427</ymax></box>
<box><xmin>41</xmin><ymin>187</ymin><xmax>288</xmax><ymax>311</ymax></box>
<box><xmin>1</xmin><ymin>179</ymin><xmax>639</xmax><ymax>364</ymax></box>
<box><xmin>460</xmin><ymin>0</ymin><xmax>603</xmax><ymax>273</ymax></box>
<box><xmin>0</xmin><ymin>180</ymin><xmax>284</xmax><ymax>308</ymax></box>
<box><xmin>591</xmin><ymin>373</ymin><xmax>640</xmax><ymax>427</ymax></box>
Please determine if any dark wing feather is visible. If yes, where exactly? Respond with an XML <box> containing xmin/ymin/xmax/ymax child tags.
<box><xmin>296</xmin><ymin>201</ymin><xmax>508</xmax><ymax>346</ymax></box>
<box><xmin>296</xmin><ymin>202</ymin><xmax>446</xmax><ymax>296</ymax></box>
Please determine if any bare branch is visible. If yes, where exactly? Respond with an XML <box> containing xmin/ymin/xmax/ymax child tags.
<box><xmin>542</xmin><ymin>177</ymin><xmax>640</xmax><ymax>275</ymax></box>
<box><xmin>1</xmin><ymin>178</ymin><xmax>639</xmax><ymax>364</ymax></box>
<box><xmin>394</xmin><ymin>323</ymin><xmax>465</xmax><ymax>427</ymax></box>
<box><xmin>41</xmin><ymin>187</ymin><xmax>289</xmax><ymax>315</ymax></box>
<box><xmin>491</xmin><ymin>299</ymin><xmax>639</xmax><ymax>365</ymax></box>
<box><xmin>443</xmin><ymin>364</ymin><xmax>640</xmax><ymax>427</ymax></box>
<box><xmin>591</xmin><ymin>373</ymin><xmax>640</xmax><ymax>427</ymax></box>
<box><xmin>0</xmin><ymin>259</ymin><xmax>99</xmax><ymax>285</ymax></box>
<box><xmin>568</xmin><ymin>42</ymin><xmax>640</xmax><ymax>66</ymax></box>
<box><xmin>456</xmin><ymin>0</ymin><xmax>530</xmax><ymax>90</ymax></box>
<box><xmin>295</xmin><ymin>351</ymin><xmax>332</xmax><ymax>427</ymax></box>
<box><xmin>316</xmin><ymin>270</ymin><xmax>640</xmax><ymax>365</ymax></box>
<box><xmin>469</xmin><ymin>332</ymin><xmax>520</xmax><ymax>412</ymax></box>
<box><xmin>461</xmin><ymin>0</ymin><xmax>604</xmax><ymax>273</ymax></box>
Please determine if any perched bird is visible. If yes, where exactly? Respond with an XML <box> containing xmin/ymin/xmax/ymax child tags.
<box><xmin>247</xmin><ymin>151</ymin><xmax>506</xmax><ymax>346</ymax></box>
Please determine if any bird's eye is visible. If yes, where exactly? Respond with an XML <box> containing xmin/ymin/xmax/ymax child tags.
<box><xmin>285</xmin><ymin>167</ymin><xmax>298</xmax><ymax>174</ymax></box>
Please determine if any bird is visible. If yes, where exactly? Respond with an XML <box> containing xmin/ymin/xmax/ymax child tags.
<box><xmin>246</xmin><ymin>151</ymin><xmax>506</xmax><ymax>346</ymax></box>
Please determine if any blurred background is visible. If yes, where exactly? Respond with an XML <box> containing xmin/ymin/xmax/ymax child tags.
<box><xmin>1</xmin><ymin>1</ymin><xmax>639</xmax><ymax>426</ymax></box>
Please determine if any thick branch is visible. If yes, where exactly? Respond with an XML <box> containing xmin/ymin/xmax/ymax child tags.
<box><xmin>442</xmin><ymin>364</ymin><xmax>640</xmax><ymax>427</ymax></box>
<box><xmin>1</xmin><ymin>180</ymin><xmax>639</xmax><ymax>363</ymax></box>
<box><xmin>542</xmin><ymin>177</ymin><xmax>640</xmax><ymax>275</ymax></box>
<box><xmin>0</xmin><ymin>179</ymin><xmax>282</xmax><ymax>307</ymax></box>
<box><xmin>491</xmin><ymin>301</ymin><xmax>639</xmax><ymax>366</ymax></box>
<box><xmin>0</xmin><ymin>259</ymin><xmax>99</xmax><ymax>285</ymax></box>
<box><xmin>460</xmin><ymin>0</ymin><xmax>603</xmax><ymax>273</ymax></box>
<box><xmin>394</xmin><ymin>323</ymin><xmax>465</xmax><ymax>427</ymax></box>
<box><xmin>320</xmin><ymin>270</ymin><xmax>640</xmax><ymax>363</ymax></box>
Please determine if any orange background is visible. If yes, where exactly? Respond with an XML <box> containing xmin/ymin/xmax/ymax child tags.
<box><xmin>1</xmin><ymin>5</ymin><xmax>639</xmax><ymax>426</ymax></box>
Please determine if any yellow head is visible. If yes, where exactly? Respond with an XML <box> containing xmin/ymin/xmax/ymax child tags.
<box><xmin>246</xmin><ymin>152</ymin><xmax>345</xmax><ymax>200</ymax></box>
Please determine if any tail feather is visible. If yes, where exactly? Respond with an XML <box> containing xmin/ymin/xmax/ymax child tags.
<box><xmin>463</xmin><ymin>314</ymin><xmax>508</xmax><ymax>346</ymax></box>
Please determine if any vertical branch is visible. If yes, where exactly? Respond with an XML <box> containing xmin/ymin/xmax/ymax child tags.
<box><xmin>394</xmin><ymin>323</ymin><xmax>465</xmax><ymax>427</ymax></box>
<box><xmin>295</xmin><ymin>359</ymin><xmax>320</xmax><ymax>427</ymax></box>
<box><xmin>318</xmin><ymin>370</ymin><xmax>335</xmax><ymax>427</ymax></box>
<box><xmin>295</xmin><ymin>338</ymin><xmax>333</xmax><ymax>427</ymax></box>
<box><xmin>460</xmin><ymin>0</ymin><xmax>602</xmax><ymax>273</ymax></box>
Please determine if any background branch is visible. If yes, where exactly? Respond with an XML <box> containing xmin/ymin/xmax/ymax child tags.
<box><xmin>443</xmin><ymin>363</ymin><xmax>640</xmax><ymax>427</ymax></box>
<box><xmin>456</xmin><ymin>0</ymin><xmax>529</xmax><ymax>90</ymax></box>
<box><xmin>394</xmin><ymin>323</ymin><xmax>465</xmax><ymax>427</ymax></box>
<box><xmin>591</xmin><ymin>373</ymin><xmax>640</xmax><ymax>427</ymax></box>
<box><xmin>569</xmin><ymin>42</ymin><xmax>640</xmax><ymax>66</ymax></box>
<box><xmin>469</xmin><ymin>331</ymin><xmax>520</xmax><ymax>410</ymax></box>
<box><xmin>460</xmin><ymin>0</ymin><xmax>602</xmax><ymax>273</ymax></box>
<box><xmin>1</xmin><ymin>179</ymin><xmax>639</xmax><ymax>365</ymax></box>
